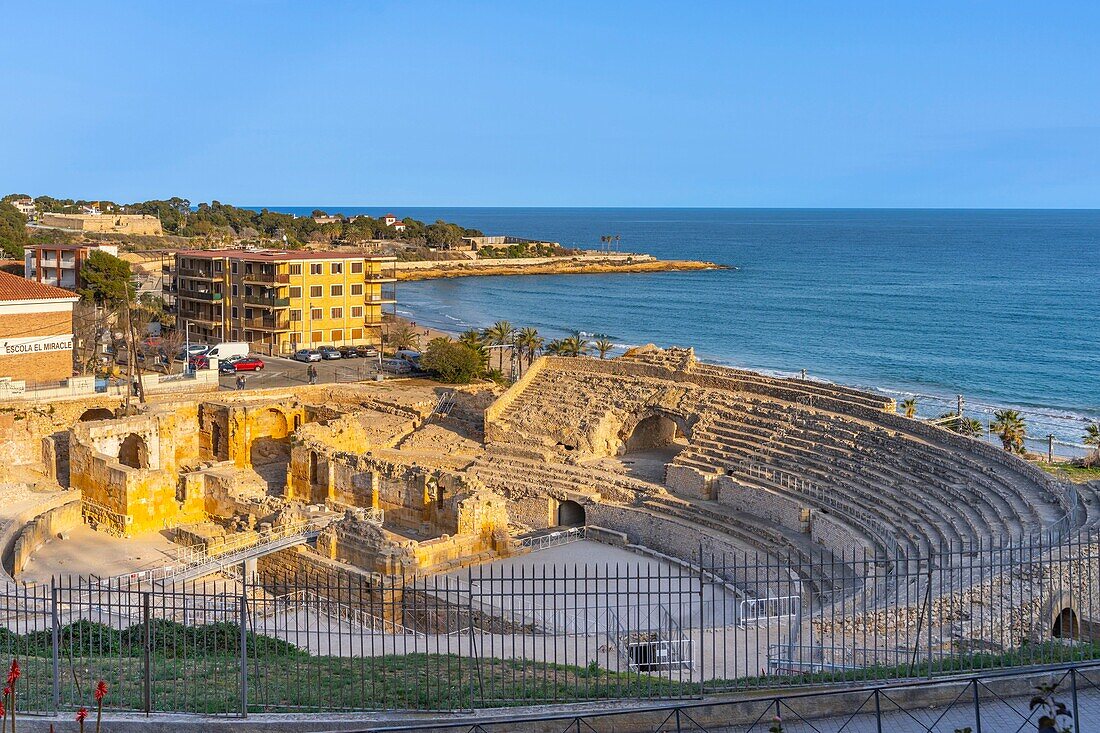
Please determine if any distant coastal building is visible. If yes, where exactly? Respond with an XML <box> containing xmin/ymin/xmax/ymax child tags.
<box><xmin>173</xmin><ymin>249</ymin><xmax>397</xmax><ymax>354</ymax></box>
<box><xmin>24</xmin><ymin>243</ymin><xmax>120</xmax><ymax>290</ymax></box>
<box><xmin>0</xmin><ymin>270</ymin><xmax>78</xmax><ymax>386</ymax></box>
<box><xmin>381</xmin><ymin>214</ymin><xmax>406</xmax><ymax>232</ymax></box>
<box><xmin>460</xmin><ymin>235</ymin><xmax>560</xmax><ymax>252</ymax></box>
<box><xmin>8</xmin><ymin>198</ymin><xmax>35</xmax><ymax>218</ymax></box>
<box><xmin>37</xmin><ymin>212</ymin><xmax>163</xmax><ymax>236</ymax></box>
<box><xmin>313</xmin><ymin>215</ymin><xmax>341</xmax><ymax>225</ymax></box>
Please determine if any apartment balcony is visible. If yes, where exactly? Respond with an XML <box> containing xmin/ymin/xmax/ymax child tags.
<box><xmin>176</xmin><ymin>267</ymin><xmax>219</xmax><ymax>280</ymax></box>
<box><xmin>240</xmin><ymin>271</ymin><xmax>290</xmax><ymax>285</ymax></box>
<box><xmin>176</xmin><ymin>290</ymin><xmax>224</xmax><ymax>302</ymax></box>
<box><xmin>363</xmin><ymin>274</ymin><xmax>397</xmax><ymax>283</ymax></box>
<box><xmin>180</xmin><ymin>313</ymin><xmax>222</xmax><ymax>327</ymax></box>
<box><xmin>364</xmin><ymin>294</ymin><xmax>397</xmax><ymax>304</ymax></box>
<box><xmin>242</xmin><ymin>295</ymin><xmax>291</xmax><ymax>308</ymax></box>
<box><xmin>242</xmin><ymin>315</ymin><xmax>291</xmax><ymax>331</ymax></box>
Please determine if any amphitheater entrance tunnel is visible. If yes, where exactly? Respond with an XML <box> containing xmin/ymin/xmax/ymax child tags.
<box><xmin>79</xmin><ymin>408</ymin><xmax>115</xmax><ymax>422</ymax></box>
<box><xmin>622</xmin><ymin>414</ymin><xmax>686</xmax><ymax>454</ymax></box>
<box><xmin>557</xmin><ymin>500</ymin><xmax>585</xmax><ymax>528</ymax></box>
<box><xmin>117</xmin><ymin>433</ymin><xmax>150</xmax><ymax>469</ymax></box>
<box><xmin>1053</xmin><ymin>607</ymin><xmax>1080</xmax><ymax>640</ymax></box>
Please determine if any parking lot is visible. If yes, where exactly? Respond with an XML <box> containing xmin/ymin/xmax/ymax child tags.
<box><xmin>211</xmin><ymin>351</ymin><xmax>389</xmax><ymax>390</ymax></box>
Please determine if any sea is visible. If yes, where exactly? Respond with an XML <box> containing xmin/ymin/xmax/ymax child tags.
<box><xmin>267</xmin><ymin>207</ymin><xmax>1100</xmax><ymax>455</ymax></box>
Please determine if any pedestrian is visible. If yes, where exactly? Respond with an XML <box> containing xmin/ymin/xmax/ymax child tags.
<box><xmin>307</xmin><ymin>364</ymin><xmax>317</xmax><ymax>385</ymax></box>
<box><xmin>236</xmin><ymin>374</ymin><xmax>245</xmax><ymax>391</ymax></box>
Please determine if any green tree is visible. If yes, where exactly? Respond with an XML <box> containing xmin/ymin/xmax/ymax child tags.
<box><xmin>385</xmin><ymin>323</ymin><xmax>419</xmax><ymax>352</ymax></box>
<box><xmin>420</xmin><ymin>338</ymin><xmax>484</xmax><ymax>384</ymax></box>
<box><xmin>901</xmin><ymin>398</ymin><xmax>917</xmax><ymax>419</ymax></box>
<box><xmin>0</xmin><ymin>202</ymin><xmax>29</xmax><ymax>258</ymax></box>
<box><xmin>482</xmin><ymin>320</ymin><xmax>514</xmax><ymax>372</ymax></box>
<box><xmin>593</xmin><ymin>338</ymin><xmax>614</xmax><ymax>359</ymax></box>
<box><xmin>991</xmin><ymin>409</ymin><xmax>1027</xmax><ymax>453</ymax></box>
<box><xmin>1085</xmin><ymin>423</ymin><xmax>1100</xmax><ymax>457</ymax></box>
<box><xmin>79</xmin><ymin>250</ymin><xmax>133</xmax><ymax>304</ymax></box>
<box><xmin>515</xmin><ymin>327</ymin><xmax>543</xmax><ymax>373</ymax></box>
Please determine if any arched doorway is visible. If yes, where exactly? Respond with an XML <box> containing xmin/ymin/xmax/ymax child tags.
<box><xmin>622</xmin><ymin>413</ymin><xmax>685</xmax><ymax>453</ymax></box>
<box><xmin>1053</xmin><ymin>607</ymin><xmax>1080</xmax><ymax>639</ymax></box>
<box><xmin>79</xmin><ymin>408</ymin><xmax>114</xmax><ymax>422</ymax></box>
<box><xmin>557</xmin><ymin>500</ymin><xmax>585</xmax><ymax>527</ymax></box>
<box><xmin>117</xmin><ymin>433</ymin><xmax>149</xmax><ymax>469</ymax></box>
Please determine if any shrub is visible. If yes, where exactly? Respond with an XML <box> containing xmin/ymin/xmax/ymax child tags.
<box><xmin>421</xmin><ymin>339</ymin><xmax>484</xmax><ymax>384</ymax></box>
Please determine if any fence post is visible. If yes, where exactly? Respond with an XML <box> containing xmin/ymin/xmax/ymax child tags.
<box><xmin>50</xmin><ymin>577</ymin><xmax>60</xmax><ymax>712</ymax></box>
<box><xmin>142</xmin><ymin>591</ymin><xmax>151</xmax><ymax>715</ymax></box>
<box><xmin>874</xmin><ymin>688</ymin><xmax>882</xmax><ymax>733</ymax></box>
<box><xmin>973</xmin><ymin>679</ymin><xmax>981</xmax><ymax>733</ymax></box>
<box><xmin>1071</xmin><ymin>667</ymin><xmax>1080</xmax><ymax>733</ymax></box>
<box><xmin>239</xmin><ymin>583</ymin><xmax>249</xmax><ymax>718</ymax></box>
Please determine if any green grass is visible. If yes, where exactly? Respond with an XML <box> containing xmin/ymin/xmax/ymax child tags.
<box><xmin>4</xmin><ymin>621</ymin><xmax>1100</xmax><ymax>713</ymax></box>
<box><xmin>1041</xmin><ymin>462</ymin><xmax>1100</xmax><ymax>483</ymax></box>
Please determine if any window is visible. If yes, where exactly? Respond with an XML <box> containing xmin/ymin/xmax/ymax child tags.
<box><xmin>233</xmin><ymin>330</ymin><xmax>241</xmax><ymax>340</ymax></box>
<box><xmin>232</xmin><ymin>284</ymin><xmax>238</xmax><ymax>296</ymax></box>
<box><xmin>351</xmin><ymin>306</ymin><xmax>363</xmax><ymax>318</ymax></box>
<box><xmin>214</xmin><ymin>261</ymin><xmax>223</xmax><ymax>272</ymax></box>
<box><xmin>351</xmin><ymin>328</ymin><xmax>363</xmax><ymax>340</ymax></box>
<box><xmin>310</xmin><ymin>263</ymin><xmax>323</xmax><ymax>275</ymax></box>
<box><xmin>330</xmin><ymin>262</ymin><xmax>343</xmax><ymax>274</ymax></box>
<box><xmin>290</xmin><ymin>309</ymin><xmax>302</xmax><ymax>321</ymax></box>
<box><xmin>231</xmin><ymin>261</ymin><xmax>238</xmax><ymax>274</ymax></box>
<box><xmin>311</xmin><ymin>331</ymin><xmax>322</xmax><ymax>343</ymax></box>
<box><xmin>330</xmin><ymin>284</ymin><xmax>343</xmax><ymax>297</ymax></box>
<box><xmin>350</xmin><ymin>283</ymin><xmax>363</xmax><ymax>296</ymax></box>
<box><xmin>311</xmin><ymin>308</ymin><xmax>323</xmax><ymax>319</ymax></box>
<box><xmin>351</xmin><ymin>262</ymin><xmax>363</xmax><ymax>274</ymax></box>
<box><xmin>331</xmin><ymin>307</ymin><xmax>343</xmax><ymax>319</ymax></box>
<box><xmin>245</xmin><ymin>308</ymin><xmax>254</xmax><ymax>319</ymax></box>
<box><xmin>290</xmin><ymin>286</ymin><xmax>302</xmax><ymax>298</ymax></box>
<box><xmin>310</xmin><ymin>285</ymin><xmax>323</xmax><ymax>298</ymax></box>
<box><xmin>231</xmin><ymin>307</ymin><xmax>238</xmax><ymax>318</ymax></box>
<box><xmin>331</xmin><ymin>329</ymin><xmax>343</xmax><ymax>342</ymax></box>
<box><xmin>289</xmin><ymin>264</ymin><xmax>302</xmax><ymax>275</ymax></box>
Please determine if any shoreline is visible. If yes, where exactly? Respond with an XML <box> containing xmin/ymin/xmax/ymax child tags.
<box><xmin>395</xmin><ymin>256</ymin><xmax>726</xmax><ymax>281</ymax></box>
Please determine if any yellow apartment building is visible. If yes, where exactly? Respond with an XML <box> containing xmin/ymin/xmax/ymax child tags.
<box><xmin>173</xmin><ymin>250</ymin><xmax>396</xmax><ymax>354</ymax></box>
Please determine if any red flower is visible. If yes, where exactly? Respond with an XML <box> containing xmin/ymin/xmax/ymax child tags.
<box><xmin>6</xmin><ymin>659</ymin><xmax>18</xmax><ymax>685</ymax></box>
<box><xmin>0</xmin><ymin>697</ymin><xmax>5</xmax><ymax>717</ymax></box>
<box><xmin>94</xmin><ymin>680</ymin><xmax>108</xmax><ymax>702</ymax></box>
<box><xmin>76</xmin><ymin>706</ymin><xmax>89</xmax><ymax>722</ymax></box>
<box><xmin>2</xmin><ymin>686</ymin><xmax>8</xmax><ymax>697</ymax></box>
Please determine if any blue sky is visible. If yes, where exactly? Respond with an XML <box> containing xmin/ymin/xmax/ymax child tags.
<box><xmin>1</xmin><ymin>1</ymin><xmax>1098</xmax><ymax>207</ymax></box>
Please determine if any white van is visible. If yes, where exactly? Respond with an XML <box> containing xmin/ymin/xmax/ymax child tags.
<box><xmin>205</xmin><ymin>342</ymin><xmax>249</xmax><ymax>362</ymax></box>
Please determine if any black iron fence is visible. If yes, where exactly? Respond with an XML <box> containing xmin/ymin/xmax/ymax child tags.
<box><xmin>0</xmin><ymin>529</ymin><xmax>1097</xmax><ymax>717</ymax></box>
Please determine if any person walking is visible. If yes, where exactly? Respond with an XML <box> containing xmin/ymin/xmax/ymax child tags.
<box><xmin>307</xmin><ymin>363</ymin><xmax>318</xmax><ymax>385</ymax></box>
<box><xmin>236</xmin><ymin>373</ymin><xmax>246</xmax><ymax>391</ymax></box>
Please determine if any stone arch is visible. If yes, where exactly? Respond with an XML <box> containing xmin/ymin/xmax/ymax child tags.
<box><xmin>249</xmin><ymin>408</ymin><xmax>291</xmax><ymax>468</ymax></box>
<box><xmin>618</xmin><ymin>408</ymin><xmax>693</xmax><ymax>455</ymax></box>
<box><xmin>557</xmin><ymin>500</ymin><xmax>585</xmax><ymax>527</ymax></box>
<box><xmin>117</xmin><ymin>433</ymin><xmax>150</xmax><ymax>469</ymax></box>
<box><xmin>1053</xmin><ymin>607</ymin><xmax>1080</xmax><ymax>640</ymax></box>
<box><xmin>79</xmin><ymin>408</ymin><xmax>115</xmax><ymax>422</ymax></box>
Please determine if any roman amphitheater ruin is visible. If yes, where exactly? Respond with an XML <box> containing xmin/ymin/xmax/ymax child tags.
<box><xmin>0</xmin><ymin>346</ymin><xmax>1096</xmax><ymax>713</ymax></box>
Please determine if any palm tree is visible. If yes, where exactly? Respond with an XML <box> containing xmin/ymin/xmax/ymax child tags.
<box><xmin>566</xmin><ymin>332</ymin><xmax>590</xmax><ymax>357</ymax></box>
<box><xmin>545</xmin><ymin>339</ymin><xmax>567</xmax><ymax>356</ymax></box>
<box><xmin>594</xmin><ymin>338</ymin><xmax>614</xmax><ymax>359</ymax></box>
<box><xmin>386</xmin><ymin>323</ymin><xmax>417</xmax><ymax>352</ymax></box>
<box><xmin>991</xmin><ymin>409</ymin><xmax>1027</xmax><ymax>454</ymax></box>
<box><xmin>458</xmin><ymin>328</ymin><xmax>485</xmax><ymax>348</ymax></box>
<box><xmin>901</xmin><ymin>398</ymin><xmax>917</xmax><ymax>419</ymax></box>
<box><xmin>482</xmin><ymin>320</ymin><xmax>514</xmax><ymax>372</ymax></box>
<box><xmin>936</xmin><ymin>412</ymin><xmax>984</xmax><ymax>438</ymax></box>
<box><xmin>1085</xmin><ymin>423</ymin><xmax>1100</xmax><ymax>458</ymax></box>
<box><xmin>515</xmin><ymin>327</ymin><xmax>543</xmax><ymax>373</ymax></box>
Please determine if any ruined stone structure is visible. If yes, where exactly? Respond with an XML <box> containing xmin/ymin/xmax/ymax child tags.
<box><xmin>5</xmin><ymin>346</ymin><xmax>1096</xmax><ymax>655</ymax></box>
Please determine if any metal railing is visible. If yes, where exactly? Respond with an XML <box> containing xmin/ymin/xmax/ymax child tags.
<box><xmin>0</xmin><ymin>530</ymin><xmax>1097</xmax><ymax>716</ymax></box>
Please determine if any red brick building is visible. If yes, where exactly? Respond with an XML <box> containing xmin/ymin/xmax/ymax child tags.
<box><xmin>0</xmin><ymin>271</ymin><xmax>79</xmax><ymax>385</ymax></box>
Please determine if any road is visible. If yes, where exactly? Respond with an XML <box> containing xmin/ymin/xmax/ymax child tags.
<box><xmin>213</xmin><ymin>352</ymin><xmax>386</xmax><ymax>390</ymax></box>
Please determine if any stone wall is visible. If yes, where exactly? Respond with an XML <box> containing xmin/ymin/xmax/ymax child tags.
<box><xmin>9</xmin><ymin>498</ymin><xmax>81</xmax><ymax>576</ymax></box>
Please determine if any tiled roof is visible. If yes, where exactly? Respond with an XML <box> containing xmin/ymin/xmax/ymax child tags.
<box><xmin>0</xmin><ymin>270</ymin><xmax>79</xmax><ymax>302</ymax></box>
<box><xmin>175</xmin><ymin>249</ymin><xmax>395</xmax><ymax>262</ymax></box>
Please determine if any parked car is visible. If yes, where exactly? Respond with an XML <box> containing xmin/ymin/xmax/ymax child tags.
<box><xmin>220</xmin><ymin>356</ymin><xmax>265</xmax><ymax>373</ymax></box>
<box><xmin>381</xmin><ymin>358</ymin><xmax>412</xmax><ymax>374</ymax></box>
<box><xmin>318</xmin><ymin>346</ymin><xmax>342</xmax><ymax>360</ymax></box>
<box><xmin>205</xmin><ymin>341</ymin><xmax>249</xmax><ymax>362</ymax></box>
<box><xmin>337</xmin><ymin>345</ymin><xmax>360</xmax><ymax>359</ymax></box>
<box><xmin>355</xmin><ymin>345</ymin><xmax>380</xmax><ymax>358</ymax></box>
<box><xmin>292</xmin><ymin>349</ymin><xmax>322</xmax><ymax>362</ymax></box>
<box><xmin>176</xmin><ymin>344</ymin><xmax>209</xmax><ymax>361</ymax></box>
<box><xmin>188</xmin><ymin>354</ymin><xmax>211</xmax><ymax>370</ymax></box>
